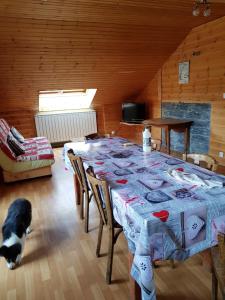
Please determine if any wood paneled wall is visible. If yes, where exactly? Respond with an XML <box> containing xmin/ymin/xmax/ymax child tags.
<box><xmin>0</xmin><ymin>110</ymin><xmax>36</xmax><ymax>138</ymax></box>
<box><xmin>137</xmin><ymin>70</ymin><xmax>162</xmax><ymax>141</ymax></box>
<box><xmin>138</xmin><ymin>16</ymin><xmax>225</xmax><ymax>165</ymax></box>
<box><xmin>0</xmin><ymin>1</ymin><xmax>224</xmax><ymax>138</ymax></box>
<box><xmin>162</xmin><ymin>17</ymin><xmax>225</xmax><ymax>102</ymax></box>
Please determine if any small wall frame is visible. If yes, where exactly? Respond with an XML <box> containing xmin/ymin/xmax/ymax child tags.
<box><xmin>178</xmin><ymin>61</ymin><xmax>190</xmax><ymax>84</ymax></box>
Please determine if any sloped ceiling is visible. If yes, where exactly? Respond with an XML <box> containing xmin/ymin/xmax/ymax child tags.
<box><xmin>0</xmin><ymin>0</ymin><xmax>224</xmax><ymax>111</ymax></box>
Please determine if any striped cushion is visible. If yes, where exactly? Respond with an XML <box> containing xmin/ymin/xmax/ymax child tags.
<box><xmin>7</xmin><ymin>133</ymin><xmax>25</xmax><ymax>157</ymax></box>
<box><xmin>10</xmin><ymin>127</ymin><xmax>25</xmax><ymax>143</ymax></box>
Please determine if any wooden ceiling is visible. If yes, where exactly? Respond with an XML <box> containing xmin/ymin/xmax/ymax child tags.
<box><xmin>0</xmin><ymin>0</ymin><xmax>225</xmax><ymax>111</ymax></box>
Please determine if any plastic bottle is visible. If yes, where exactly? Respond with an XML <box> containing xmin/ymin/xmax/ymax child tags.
<box><xmin>143</xmin><ymin>127</ymin><xmax>152</xmax><ymax>152</ymax></box>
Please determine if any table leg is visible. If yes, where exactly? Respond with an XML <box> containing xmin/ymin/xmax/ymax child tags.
<box><xmin>73</xmin><ymin>173</ymin><xmax>80</xmax><ymax>205</ymax></box>
<box><xmin>128</xmin><ymin>252</ymin><xmax>142</xmax><ymax>300</ymax></box>
<box><xmin>166</xmin><ymin>128</ymin><xmax>170</xmax><ymax>154</ymax></box>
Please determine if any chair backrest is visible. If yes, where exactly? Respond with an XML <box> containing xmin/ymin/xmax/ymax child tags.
<box><xmin>151</xmin><ymin>139</ymin><xmax>161</xmax><ymax>151</ymax></box>
<box><xmin>218</xmin><ymin>232</ymin><xmax>225</xmax><ymax>263</ymax></box>
<box><xmin>86</xmin><ymin>166</ymin><xmax>113</xmax><ymax>228</ymax></box>
<box><xmin>85</xmin><ymin>133</ymin><xmax>99</xmax><ymax>140</ymax></box>
<box><xmin>67</xmin><ymin>149</ymin><xmax>88</xmax><ymax>192</ymax></box>
<box><xmin>85</xmin><ymin>133</ymin><xmax>110</xmax><ymax>140</ymax></box>
<box><xmin>182</xmin><ymin>153</ymin><xmax>217</xmax><ymax>172</ymax></box>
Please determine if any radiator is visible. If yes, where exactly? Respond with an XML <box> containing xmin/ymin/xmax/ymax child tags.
<box><xmin>35</xmin><ymin>110</ymin><xmax>97</xmax><ymax>143</ymax></box>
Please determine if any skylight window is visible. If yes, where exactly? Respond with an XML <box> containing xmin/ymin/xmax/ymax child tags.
<box><xmin>38</xmin><ymin>89</ymin><xmax>97</xmax><ymax>112</ymax></box>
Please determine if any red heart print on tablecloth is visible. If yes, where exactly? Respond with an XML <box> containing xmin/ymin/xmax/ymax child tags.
<box><xmin>95</xmin><ymin>162</ymin><xmax>104</xmax><ymax>165</ymax></box>
<box><xmin>116</xmin><ymin>179</ymin><xmax>128</xmax><ymax>185</ymax></box>
<box><xmin>176</xmin><ymin>168</ymin><xmax>184</xmax><ymax>172</ymax></box>
<box><xmin>152</xmin><ymin>210</ymin><xmax>169</xmax><ymax>222</ymax></box>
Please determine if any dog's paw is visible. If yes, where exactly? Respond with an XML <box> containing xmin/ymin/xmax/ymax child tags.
<box><xmin>7</xmin><ymin>262</ymin><xmax>16</xmax><ymax>270</ymax></box>
<box><xmin>26</xmin><ymin>227</ymin><xmax>32</xmax><ymax>234</ymax></box>
<box><xmin>16</xmin><ymin>254</ymin><xmax>22</xmax><ymax>265</ymax></box>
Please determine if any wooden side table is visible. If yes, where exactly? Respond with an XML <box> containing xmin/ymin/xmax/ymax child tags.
<box><xmin>143</xmin><ymin>118</ymin><xmax>193</xmax><ymax>155</ymax></box>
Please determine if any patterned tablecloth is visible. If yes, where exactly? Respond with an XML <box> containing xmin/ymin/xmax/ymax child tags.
<box><xmin>64</xmin><ymin>137</ymin><xmax>225</xmax><ymax>300</ymax></box>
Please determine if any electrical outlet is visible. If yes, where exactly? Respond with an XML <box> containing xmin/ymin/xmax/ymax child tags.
<box><xmin>223</xmin><ymin>93</ymin><xmax>225</xmax><ymax>99</ymax></box>
<box><xmin>219</xmin><ymin>152</ymin><xmax>224</xmax><ymax>158</ymax></box>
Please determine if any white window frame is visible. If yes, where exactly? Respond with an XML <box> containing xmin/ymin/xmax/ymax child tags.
<box><xmin>38</xmin><ymin>89</ymin><xmax>97</xmax><ymax>112</ymax></box>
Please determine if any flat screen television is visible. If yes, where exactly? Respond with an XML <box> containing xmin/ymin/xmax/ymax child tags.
<box><xmin>122</xmin><ymin>102</ymin><xmax>146</xmax><ymax>124</ymax></box>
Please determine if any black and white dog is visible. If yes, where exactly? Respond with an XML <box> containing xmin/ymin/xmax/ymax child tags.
<box><xmin>0</xmin><ymin>198</ymin><xmax>32</xmax><ymax>269</ymax></box>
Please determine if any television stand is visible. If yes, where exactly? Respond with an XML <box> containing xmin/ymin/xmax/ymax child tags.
<box><xmin>120</xmin><ymin>122</ymin><xmax>143</xmax><ymax>126</ymax></box>
<box><xmin>143</xmin><ymin>118</ymin><xmax>193</xmax><ymax>155</ymax></box>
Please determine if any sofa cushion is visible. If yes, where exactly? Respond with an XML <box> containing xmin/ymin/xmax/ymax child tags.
<box><xmin>10</xmin><ymin>127</ymin><xmax>25</xmax><ymax>143</ymax></box>
<box><xmin>7</xmin><ymin>133</ymin><xmax>25</xmax><ymax>157</ymax></box>
<box><xmin>17</xmin><ymin>137</ymin><xmax>54</xmax><ymax>161</ymax></box>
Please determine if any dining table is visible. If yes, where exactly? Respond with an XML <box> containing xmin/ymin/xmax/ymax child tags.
<box><xmin>64</xmin><ymin>136</ymin><xmax>225</xmax><ymax>300</ymax></box>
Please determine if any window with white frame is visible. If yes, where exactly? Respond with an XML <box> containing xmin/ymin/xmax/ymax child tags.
<box><xmin>38</xmin><ymin>89</ymin><xmax>97</xmax><ymax>112</ymax></box>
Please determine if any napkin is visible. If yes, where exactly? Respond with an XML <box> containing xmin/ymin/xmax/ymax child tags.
<box><xmin>167</xmin><ymin>168</ymin><xmax>223</xmax><ymax>189</ymax></box>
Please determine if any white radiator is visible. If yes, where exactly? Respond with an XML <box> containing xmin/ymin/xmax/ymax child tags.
<box><xmin>35</xmin><ymin>110</ymin><xmax>97</xmax><ymax>143</ymax></box>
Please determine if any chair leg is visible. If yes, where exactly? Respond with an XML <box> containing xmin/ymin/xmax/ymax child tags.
<box><xmin>153</xmin><ymin>259</ymin><xmax>175</xmax><ymax>268</ymax></box>
<box><xmin>84</xmin><ymin>192</ymin><xmax>90</xmax><ymax>233</ymax></box>
<box><xmin>80</xmin><ymin>190</ymin><xmax>84</xmax><ymax>220</ymax></box>
<box><xmin>153</xmin><ymin>261</ymin><xmax>159</xmax><ymax>268</ymax></box>
<box><xmin>106</xmin><ymin>227</ymin><xmax>114</xmax><ymax>284</ymax></box>
<box><xmin>73</xmin><ymin>174</ymin><xmax>80</xmax><ymax>205</ymax></box>
<box><xmin>170</xmin><ymin>259</ymin><xmax>175</xmax><ymax>268</ymax></box>
<box><xmin>212</xmin><ymin>271</ymin><xmax>218</xmax><ymax>300</ymax></box>
<box><xmin>96</xmin><ymin>218</ymin><xmax>104</xmax><ymax>257</ymax></box>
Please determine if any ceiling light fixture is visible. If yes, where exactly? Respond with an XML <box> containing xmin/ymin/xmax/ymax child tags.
<box><xmin>192</xmin><ymin>0</ymin><xmax>211</xmax><ymax>17</ymax></box>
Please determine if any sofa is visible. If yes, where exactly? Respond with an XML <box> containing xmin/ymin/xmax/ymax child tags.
<box><xmin>0</xmin><ymin>119</ymin><xmax>55</xmax><ymax>182</ymax></box>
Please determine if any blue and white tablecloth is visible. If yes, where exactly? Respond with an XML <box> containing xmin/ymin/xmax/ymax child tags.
<box><xmin>64</xmin><ymin>137</ymin><xmax>225</xmax><ymax>300</ymax></box>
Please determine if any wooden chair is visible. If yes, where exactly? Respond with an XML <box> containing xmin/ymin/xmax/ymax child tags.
<box><xmin>67</xmin><ymin>149</ymin><xmax>93</xmax><ymax>233</ymax></box>
<box><xmin>86</xmin><ymin>166</ymin><xmax>123</xmax><ymax>284</ymax></box>
<box><xmin>183</xmin><ymin>153</ymin><xmax>218</xmax><ymax>270</ymax></box>
<box><xmin>151</xmin><ymin>138</ymin><xmax>161</xmax><ymax>151</ymax></box>
<box><xmin>211</xmin><ymin>233</ymin><xmax>225</xmax><ymax>300</ymax></box>
<box><xmin>182</xmin><ymin>153</ymin><xmax>217</xmax><ymax>172</ymax></box>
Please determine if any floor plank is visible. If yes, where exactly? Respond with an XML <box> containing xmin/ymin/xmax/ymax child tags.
<box><xmin>0</xmin><ymin>148</ymin><xmax>221</xmax><ymax>299</ymax></box>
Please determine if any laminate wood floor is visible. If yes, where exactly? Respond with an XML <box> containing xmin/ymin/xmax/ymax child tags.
<box><xmin>0</xmin><ymin>148</ymin><xmax>220</xmax><ymax>300</ymax></box>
